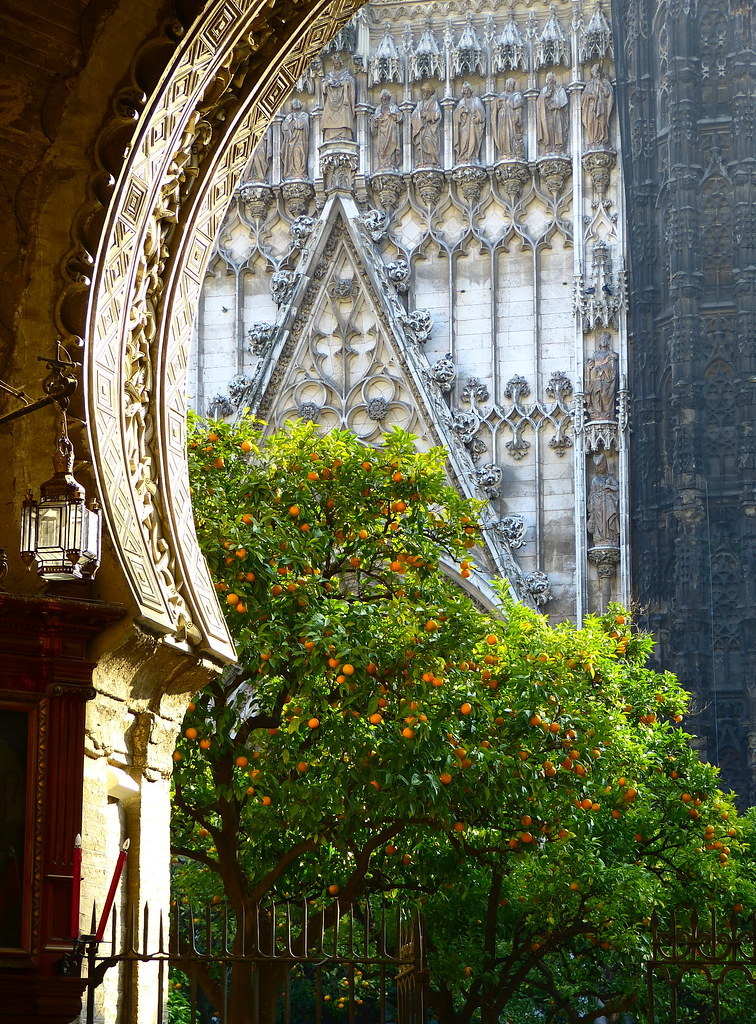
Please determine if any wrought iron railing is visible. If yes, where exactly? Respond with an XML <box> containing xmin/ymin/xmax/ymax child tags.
<box><xmin>647</xmin><ymin>908</ymin><xmax>756</xmax><ymax>1024</ymax></box>
<box><xmin>62</xmin><ymin>899</ymin><xmax>429</xmax><ymax>1024</ymax></box>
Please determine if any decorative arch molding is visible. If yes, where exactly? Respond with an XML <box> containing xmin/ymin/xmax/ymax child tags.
<box><xmin>82</xmin><ymin>0</ymin><xmax>366</xmax><ymax>661</ymax></box>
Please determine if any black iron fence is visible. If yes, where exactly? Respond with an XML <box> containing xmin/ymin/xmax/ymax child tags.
<box><xmin>647</xmin><ymin>908</ymin><xmax>756</xmax><ymax>1024</ymax></box>
<box><xmin>63</xmin><ymin>899</ymin><xmax>429</xmax><ymax>1024</ymax></box>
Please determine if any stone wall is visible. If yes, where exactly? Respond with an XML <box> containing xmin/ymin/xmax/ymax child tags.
<box><xmin>191</xmin><ymin>0</ymin><xmax>631</xmax><ymax>623</ymax></box>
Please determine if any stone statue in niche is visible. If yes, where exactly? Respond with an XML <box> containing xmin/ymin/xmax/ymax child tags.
<box><xmin>494</xmin><ymin>78</ymin><xmax>525</xmax><ymax>159</ymax></box>
<box><xmin>321</xmin><ymin>55</ymin><xmax>356</xmax><ymax>140</ymax></box>
<box><xmin>371</xmin><ymin>89</ymin><xmax>403</xmax><ymax>171</ymax></box>
<box><xmin>581</xmin><ymin>64</ymin><xmax>614</xmax><ymax>149</ymax></box>
<box><xmin>281</xmin><ymin>99</ymin><xmax>310</xmax><ymax>179</ymax></box>
<box><xmin>249</xmin><ymin>131</ymin><xmax>272</xmax><ymax>181</ymax></box>
<box><xmin>453</xmin><ymin>81</ymin><xmax>485</xmax><ymax>164</ymax></box>
<box><xmin>585</xmin><ymin>331</ymin><xmax>618</xmax><ymax>419</ymax></box>
<box><xmin>411</xmin><ymin>84</ymin><xmax>442</xmax><ymax>168</ymax></box>
<box><xmin>586</xmin><ymin>451</ymin><xmax>620</xmax><ymax>546</ymax></box>
<box><xmin>537</xmin><ymin>71</ymin><xmax>569</xmax><ymax>155</ymax></box>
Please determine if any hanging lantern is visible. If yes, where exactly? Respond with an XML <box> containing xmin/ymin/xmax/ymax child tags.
<box><xmin>20</xmin><ymin>415</ymin><xmax>101</xmax><ymax>581</ymax></box>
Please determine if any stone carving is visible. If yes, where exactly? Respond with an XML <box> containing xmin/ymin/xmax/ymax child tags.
<box><xmin>428</xmin><ymin>353</ymin><xmax>456</xmax><ymax>392</ymax></box>
<box><xmin>495</xmin><ymin>160</ymin><xmax>530</xmax><ymax>200</ymax></box>
<box><xmin>370</xmin><ymin>22</ymin><xmax>403</xmax><ymax>85</ymax></box>
<box><xmin>386</xmin><ymin>258</ymin><xmax>410</xmax><ymax>291</ymax></box>
<box><xmin>290</xmin><ymin>215</ymin><xmax>315</xmax><ymax>248</ymax></box>
<box><xmin>525</xmin><ymin>570</ymin><xmax>551</xmax><ymax>606</ymax></box>
<box><xmin>207</xmin><ymin>394</ymin><xmax>234</xmax><ymax>418</ymax></box>
<box><xmin>546</xmin><ymin>371</ymin><xmax>574</xmax><ymax>454</ymax></box>
<box><xmin>581</xmin><ymin>65</ymin><xmax>614</xmax><ymax>149</ymax></box>
<box><xmin>537</xmin><ymin>156</ymin><xmax>571</xmax><ymax>198</ymax></box>
<box><xmin>461</xmin><ymin>377</ymin><xmax>489</xmax><ymax>405</ymax></box>
<box><xmin>400</xmin><ymin>308</ymin><xmax>433</xmax><ymax>345</ymax></box>
<box><xmin>366</xmin><ymin>396</ymin><xmax>389</xmax><ymax>421</ymax></box>
<box><xmin>321</xmin><ymin>146</ymin><xmax>359</xmax><ymax>194</ymax></box>
<box><xmin>249</xmin><ymin>131</ymin><xmax>272</xmax><ymax>181</ymax></box>
<box><xmin>546</xmin><ymin>371</ymin><xmax>573</xmax><ymax>404</ymax></box>
<box><xmin>585</xmin><ymin>331</ymin><xmax>618</xmax><ymax>419</ymax></box>
<box><xmin>78</xmin><ymin>0</ymin><xmax>365</xmax><ymax>660</ymax></box>
<box><xmin>297</xmin><ymin>401</ymin><xmax>321</xmax><ymax>423</ymax></box>
<box><xmin>281</xmin><ymin>180</ymin><xmax>314</xmax><ymax>218</ymax></box>
<box><xmin>271</xmin><ymin>269</ymin><xmax>295</xmax><ymax>307</ymax></box>
<box><xmin>493</xmin><ymin>13</ymin><xmax>527</xmax><ymax>73</ymax></box>
<box><xmin>496</xmin><ymin>514</ymin><xmax>526</xmax><ymax>549</ymax></box>
<box><xmin>228</xmin><ymin>374</ymin><xmax>253</xmax><ymax>405</ymax></box>
<box><xmin>453</xmin><ymin>82</ymin><xmax>485</xmax><ymax>164</ymax></box>
<box><xmin>451</xmin><ymin>12</ymin><xmax>485</xmax><ymax>78</ymax></box>
<box><xmin>451</xmin><ymin>409</ymin><xmax>480</xmax><ymax>445</ymax></box>
<box><xmin>586</xmin><ymin>451</ymin><xmax>620</xmax><ymax>546</ymax></box>
<box><xmin>371</xmin><ymin>173</ymin><xmax>405</xmax><ymax>211</ymax></box>
<box><xmin>582</xmin><ymin>150</ymin><xmax>616</xmax><ymax>200</ymax></box>
<box><xmin>329</xmin><ymin>277</ymin><xmax>357</xmax><ymax>300</ymax></box>
<box><xmin>504</xmin><ymin>375</ymin><xmax>531</xmax><ymax>402</ymax></box>
<box><xmin>413</xmin><ymin>169</ymin><xmax>445</xmax><ymax>206</ymax></box>
<box><xmin>411</xmin><ymin>85</ymin><xmax>442</xmax><ymax>168</ymax></box>
<box><xmin>453</xmin><ymin>165</ymin><xmax>487</xmax><ymax>204</ymax></box>
<box><xmin>281</xmin><ymin>99</ymin><xmax>310</xmax><ymax>180</ymax></box>
<box><xmin>239</xmin><ymin>182</ymin><xmax>274</xmax><ymax>218</ymax></box>
<box><xmin>494</xmin><ymin>79</ymin><xmax>525</xmax><ymax>160</ymax></box>
<box><xmin>537</xmin><ymin>72</ymin><xmax>569</xmax><ymax>154</ymax></box>
<box><xmin>409</xmin><ymin>19</ymin><xmax>444</xmax><ymax>82</ymax></box>
<box><xmin>475</xmin><ymin>463</ymin><xmax>502</xmax><ymax>498</ymax></box>
<box><xmin>321</xmin><ymin>55</ymin><xmax>355</xmax><ymax>141</ymax></box>
<box><xmin>536</xmin><ymin>5</ymin><xmax>569</xmax><ymax>68</ymax></box>
<box><xmin>247</xmin><ymin>322</ymin><xmax>275</xmax><ymax>354</ymax></box>
<box><xmin>576</xmin><ymin>243</ymin><xmax>621</xmax><ymax>328</ymax></box>
<box><xmin>587</xmin><ymin>545</ymin><xmax>620</xmax><ymax>579</ymax></box>
<box><xmin>581</xmin><ymin>3</ymin><xmax>613</xmax><ymax>62</ymax></box>
<box><xmin>361</xmin><ymin>208</ymin><xmax>390</xmax><ymax>242</ymax></box>
<box><xmin>371</xmin><ymin>89</ymin><xmax>403</xmax><ymax>171</ymax></box>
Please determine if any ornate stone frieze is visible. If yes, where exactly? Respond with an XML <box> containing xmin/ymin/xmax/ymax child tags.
<box><xmin>585</xmin><ymin>421</ymin><xmax>618</xmax><ymax>453</ymax></box>
<box><xmin>329</xmin><ymin>277</ymin><xmax>358</xmax><ymax>300</ymax></box>
<box><xmin>495</xmin><ymin>514</ymin><xmax>526</xmax><ymax>549</ymax></box>
<box><xmin>496</xmin><ymin>373</ymin><xmax>575</xmax><ymax>460</ymax></box>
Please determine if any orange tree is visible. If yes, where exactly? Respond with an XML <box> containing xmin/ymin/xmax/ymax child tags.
<box><xmin>173</xmin><ymin>415</ymin><xmax>754</xmax><ymax>1024</ymax></box>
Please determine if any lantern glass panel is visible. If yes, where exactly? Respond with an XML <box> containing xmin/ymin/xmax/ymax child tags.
<box><xmin>20</xmin><ymin>500</ymin><xmax>37</xmax><ymax>558</ymax></box>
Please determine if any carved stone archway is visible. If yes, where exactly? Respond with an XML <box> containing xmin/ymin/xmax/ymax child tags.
<box><xmin>83</xmin><ymin>0</ymin><xmax>366</xmax><ymax>664</ymax></box>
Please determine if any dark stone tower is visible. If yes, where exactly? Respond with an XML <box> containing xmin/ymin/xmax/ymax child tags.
<box><xmin>613</xmin><ymin>0</ymin><xmax>756</xmax><ymax>802</ymax></box>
